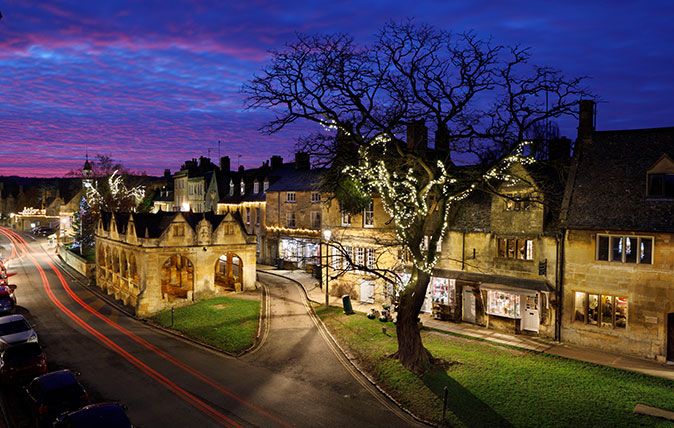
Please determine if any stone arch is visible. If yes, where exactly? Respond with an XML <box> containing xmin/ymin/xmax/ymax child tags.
<box><xmin>129</xmin><ymin>253</ymin><xmax>138</xmax><ymax>287</ymax></box>
<box><xmin>120</xmin><ymin>250</ymin><xmax>128</xmax><ymax>279</ymax></box>
<box><xmin>214</xmin><ymin>252</ymin><xmax>243</xmax><ymax>292</ymax></box>
<box><xmin>161</xmin><ymin>255</ymin><xmax>194</xmax><ymax>299</ymax></box>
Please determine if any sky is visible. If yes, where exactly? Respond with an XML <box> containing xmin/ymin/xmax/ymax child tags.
<box><xmin>1</xmin><ymin>1</ymin><xmax>673</xmax><ymax>177</ymax></box>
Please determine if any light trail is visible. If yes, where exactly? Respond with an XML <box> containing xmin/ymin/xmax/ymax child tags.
<box><xmin>0</xmin><ymin>228</ymin><xmax>242</xmax><ymax>428</ymax></box>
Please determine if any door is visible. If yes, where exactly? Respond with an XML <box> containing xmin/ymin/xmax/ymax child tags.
<box><xmin>359</xmin><ymin>281</ymin><xmax>375</xmax><ymax>304</ymax></box>
<box><xmin>462</xmin><ymin>288</ymin><xmax>476</xmax><ymax>323</ymax></box>
<box><xmin>667</xmin><ymin>312</ymin><xmax>674</xmax><ymax>362</ymax></box>
<box><xmin>521</xmin><ymin>294</ymin><xmax>540</xmax><ymax>333</ymax></box>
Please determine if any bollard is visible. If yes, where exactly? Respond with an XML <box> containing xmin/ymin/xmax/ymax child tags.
<box><xmin>171</xmin><ymin>306</ymin><xmax>175</xmax><ymax>327</ymax></box>
<box><xmin>442</xmin><ymin>386</ymin><xmax>448</xmax><ymax>421</ymax></box>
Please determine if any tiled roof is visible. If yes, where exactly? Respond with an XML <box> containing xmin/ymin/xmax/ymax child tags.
<box><xmin>265</xmin><ymin>166</ymin><xmax>325</xmax><ymax>192</ymax></box>
<box><xmin>564</xmin><ymin>127</ymin><xmax>674</xmax><ymax>232</ymax></box>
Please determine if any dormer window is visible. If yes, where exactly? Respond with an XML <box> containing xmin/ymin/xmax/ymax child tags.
<box><xmin>647</xmin><ymin>154</ymin><xmax>674</xmax><ymax>198</ymax></box>
<box><xmin>240</xmin><ymin>180</ymin><xmax>245</xmax><ymax>195</ymax></box>
<box><xmin>253</xmin><ymin>180</ymin><xmax>260</xmax><ymax>194</ymax></box>
<box><xmin>263</xmin><ymin>179</ymin><xmax>269</xmax><ymax>193</ymax></box>
<box><xmin>229</xmin><ymin>179</ymin><xmax>234</xmax><ymax>196</ymax></box>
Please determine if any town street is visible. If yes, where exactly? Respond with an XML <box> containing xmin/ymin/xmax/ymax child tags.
<box><xmin>0</xmin><ymin>228</ymin><xmax>415</xmax><ymax>427</ymax></box>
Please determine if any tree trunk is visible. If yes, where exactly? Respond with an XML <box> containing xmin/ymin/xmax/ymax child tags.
<box><xmin>393</xmin><ymin>267</ymin><xmax>432</xmax><ymax>375</ymax></box>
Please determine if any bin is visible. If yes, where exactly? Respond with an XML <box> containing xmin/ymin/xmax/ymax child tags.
<box><xmin>312</xmin><ymin>264</ymin><xmax>321</xmax><ymax>280</ymax></box>
<box><xmin>342</xmin><ymin>295</ymin><xmax>354</xmax><ymax>315</ymax></box>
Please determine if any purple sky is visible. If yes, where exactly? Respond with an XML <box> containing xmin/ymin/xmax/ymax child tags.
<box><xmin>1</xmin><ymin>1</ymin><xmax>673</xmax><ymax>177</ymax></box>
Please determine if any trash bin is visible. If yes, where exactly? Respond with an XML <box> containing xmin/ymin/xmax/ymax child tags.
<box><xmin>342</xmin><ymin>295</ymin><xmax>354</xmax><ymax>315</ymax></box>
<box><xmin>312</xmin><ymin>264</ymin><xmax>321</xmax><ymax>280</ymax></box>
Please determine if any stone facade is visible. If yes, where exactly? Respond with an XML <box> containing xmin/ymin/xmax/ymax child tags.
<box><xmin>95</xmin><ymin>211</ymin><xmax>257</xmax><ymax>317</ymax></box>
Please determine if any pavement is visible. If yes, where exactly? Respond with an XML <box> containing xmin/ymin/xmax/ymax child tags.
<box><xmin>259</xmin><ymin>265</ymin><xmax>674</xmax><ymax>383</ymax></box>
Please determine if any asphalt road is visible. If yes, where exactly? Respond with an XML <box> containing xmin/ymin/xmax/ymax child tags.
<box><xmin>0</xmin><ymin>228</ymin><xmax>417</xmax><ymax>427</ymax></box>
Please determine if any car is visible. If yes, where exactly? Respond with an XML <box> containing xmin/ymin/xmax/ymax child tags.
<box><xmin>53</xmin><ymin>402</ymin><xmax>132</xmax><ymax>428</ymax></box>
<box><xmin>25</xmin><ymin>370</ymin><xmax>89</xmax><ymax>426</ymax></box>
<box><xmin>0</xmin><ymin>342</ymin><xmax>47</xmax><ymax>384</ymax></box>
<box><xmin>0</xmin><ymin>314</ymin><xmax>37</xmax><ymax>348</ymax></box>
<box><xmin>0</xmin><ymin>286</ymin><xmax>16</xmax><ymax>314</ymax></box>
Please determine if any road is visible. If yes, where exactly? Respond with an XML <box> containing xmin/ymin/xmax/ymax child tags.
<box><xmin>0</xmin><ymin>227</ymin><xmax>416</xmax><ymax>427</ymax></box>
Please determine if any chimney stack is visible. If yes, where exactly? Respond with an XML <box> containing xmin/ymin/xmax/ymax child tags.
<box><xmin>238</xmin><ymin>165</ymin><xmax>245</xmax><ymax>173</ymax></box>
<box><xmin>220</xmin><ymin>156</ymin><xmax>230</xmax><ymax>172</ymax></box>
<box><xmin>295</xmin><ymin>152</ymin><xmax>310</xmax><ymax>171</ymax></box>
<box><xmin>270</xmin><ymin>155</ymin><xmax>283</xmax><ymax>170</ymax></box>
<box><xmin>578</xmin><ymin>100</ymin><xmax>596</xmax><ymax>142</ymax></box>
<box><xmin>407</xmin><ymin>120</ymin><xmax>428</xmax><ymax>150</ymax></box>
<box><xmin>435</xmin><ymin>122</ymin><xmax>449</xmax><ymax>152</ymax></box>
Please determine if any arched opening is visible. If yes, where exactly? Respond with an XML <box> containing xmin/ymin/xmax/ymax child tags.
<box><xmin>214</xmin><ymin>253</ymin><xmax>243</xmax><ymax>292</ymax></box>
<box><xmin>161</xmin><ymin>255</ymin><xmax>194</xmax><ymax>299</ymax></box>
<box><xmin>129</xmin><ymin>254</ymin><xmax>138</xmax><ymax>287</ymax></box>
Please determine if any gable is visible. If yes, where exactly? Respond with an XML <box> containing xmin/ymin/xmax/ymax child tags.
<box><xmin>647</xmin><ymin>154</ymin><xmax>674</xmax><ymax>174</ymax></box>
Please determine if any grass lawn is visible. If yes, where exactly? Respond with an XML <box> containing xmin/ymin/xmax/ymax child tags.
<box><xmin>315</xmin><ymin>306</ymin><xmax>674</xmax><ymax>427</ymax></box>
<box><xmin>151</xmin><ymin>295</ymin><xmax>260</xmax><ymax>354</ymax></box>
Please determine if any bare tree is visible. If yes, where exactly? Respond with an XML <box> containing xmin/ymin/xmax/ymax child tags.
<box><xmin>246</xmin><ymin>21</ymin><xmax>591</xmax><ymax>374</ymax></box>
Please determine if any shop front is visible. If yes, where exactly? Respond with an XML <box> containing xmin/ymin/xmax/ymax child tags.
<box><xmin>483</xmin><ymin>284</ymin><xmax>549</xmax><ymax>334</ymax></box>
<box><xmin>278</xmin><ymin>237</ymin><xmax>319</xmax><ymax>269</ymax></box>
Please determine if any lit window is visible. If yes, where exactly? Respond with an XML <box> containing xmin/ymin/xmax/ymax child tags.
<box><xmin>253</xmin><ymin>180</ymin><xmax>260</xmax><ymax>194</ymax></box>
<box><xmin>263</xmin><ymin>179</ymin><xmax>269</xmax><ymax>192</ymax></box>
<box><xmin>366</xmin><ymin>248</ymin><xmax>376</xmax><ymax>269</ymax></box>
<box><xmin>229</xmin><ymin>180</ymin><xmax>234</xmax><ymax>196</ymax></box>
<box><xmin>341</xmin><ymin>211</ymin><xmax>351</xmax><ymax>226</ymax></box>
<box><xmin>597</xmin><ymin>234</ymin><xmax>653</xmax><ymax>264</ymax></box>
<box><xmin>497</xmin><ymin>238</ymin><xmax>534</xmax><ymax>260</ymax></box>
<box><xmin>240</xmin><ymin>180</ymin><xmax>245</xmax><ymax>195</ymax></box>
<box><xmin>286</xmin><ymin>212</ymin><xmax>296</xmax><ymax>228</ymax></box>
<box><xmin>574</xmin><ymin>291</ymin><xmax>628</xmax><ymax>329</ymax></box>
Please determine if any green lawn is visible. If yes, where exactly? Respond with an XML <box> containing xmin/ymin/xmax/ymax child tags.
<box><xmin>315</xmin><ymin>306</ymin><xmax>674</xmax><ymax>427</ymax></box>
<box><xmin>151</xmin><ymin>295</ymin><xmax>260</xmax><ymax>354</ymax></box>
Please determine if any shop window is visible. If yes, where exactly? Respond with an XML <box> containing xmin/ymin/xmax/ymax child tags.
<box><xmin>486</xmin><ymin>290</ymin><xmax>520</xmax><ymax>318</ymax></box>
<box><xmin>574</xmin><ymin>291</ymin><xmax>628</xmax><ymax>329</ymax></box>
<box><xmin>286</xmin><ymin>192</ymin><xmax>296</xmax><ymax>203</ymax></box>
<box><xmin>597</xmin><ymin>234</ymin><xmax>653</xmax><ymax>264</ymax></box>
<box><xmin>431</xmin><ymin>277</ymin><xmax>455</xmax><ymax>306</ymax></box>
<box><xmin>311</xmin><ymin>192</ymin><xmax>321</xmax><ymax>203</ymax></box>
<box><xmin>574</xmin><ymin>291</ymin><xmax>586</xmax><ymax>323</ymax></box>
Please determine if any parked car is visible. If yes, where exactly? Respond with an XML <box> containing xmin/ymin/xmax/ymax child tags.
<box><xmin>53</xmin><ymin>402</ymin><xmax>132</xmax><ymax>428</ymax></box>
<box><xmin>0</xmin><ymin>314</ymin><xmax>37</xmax><ymax>348</ymax></box>
<box><xmin>25</xmin><ymin>369</ymin><xmax>89</xmax><ymax>426</ymax></box>
<box><xmin>0</xmin><ymin>342</ymin><xmax>47</xmax><ymax>384</ymax></box>
<box><xmin>0</xmin><ymin>286</ymin><xmax>16</xmax><ymax>314</ymax></box>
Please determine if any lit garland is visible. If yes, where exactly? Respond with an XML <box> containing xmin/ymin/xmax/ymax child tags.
<box><xmin>341</xmin><ymin>125</ymin><xmax>534</xmax><ymax>278</ymax></box>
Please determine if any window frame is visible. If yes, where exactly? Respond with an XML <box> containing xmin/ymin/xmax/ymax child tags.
<box><xmin>496</xmin><ymin>237</ymin><xmax>534</xmax><ymax>261</ymax></box>
<box><xmin>596</xmin><ymin>234</ymin><xmax>654</xmax><ymax>264</ymax></box>
<box><xmin>573</xmin><ymin>291</ymin><xmax>628</xmax><ymax>329</ymax></box>
<box><xmin>311</xmin><ymin>192</ymin><xmax>321</xmax><ymax>203</ymax></box>
<box><xmin>363</xmin><ymin>200</ymin><xmax>374</xmax><ymax>228</ymax></box>
<box><xmin>285</xmin><ymin>211</ymin><xmax>296</xmax><ymax>228</ymax></box>
<box><xmin>286</xmin><ymin>192</ymin><xmax>296</xmax><ymax>203</ymax></box>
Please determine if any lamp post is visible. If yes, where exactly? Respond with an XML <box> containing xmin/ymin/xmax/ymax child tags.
<box><xmin>322</xmin><ymin>229</ymin><xmax>332</xmax><ymax>306</ymax></box>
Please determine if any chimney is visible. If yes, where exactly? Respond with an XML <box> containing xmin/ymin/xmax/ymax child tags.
<box><xmin>238</xmin><ymin>165</ymin><xmax>245</xmax><ymax>173</ymax></box>
<box><xmin>163</xmin><ymin>169</ymin><xmax>171</xmax><ymax>178</ymax></box>
<box><xmin>220</xmin><ymin>156</ymin><xmax>230</xmax><ymax>172</ymax></box>
<box><xmin>407</xmin><ymin>120</ymin><xmax>428</xmax><ymax>150</ymax></box>
<box><xmin>435</xmin><ymin>122</ymin><xmax>449</xmax><ymax>152</ymax></box>
<box><xmin>199</xmin><ymin>156</ymin><xmax>209</xmax><ymax>169</ymax></box>
<box><xmin>295</xmin><ymin>152</ymin><xmax>310</xmax><ymax>171</ymax></box>
<box><xmin>578</xmin><ymin>100</ymin><xmax>595</xmax><ymax>142</ymax></box>
<box><xmin>270</xmin><ymin>155</ymin><xmax>283</xmax><ymax>169</ymax></box>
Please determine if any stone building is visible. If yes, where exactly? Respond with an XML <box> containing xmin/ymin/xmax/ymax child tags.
<box><xmin>95</xmin><ymin>210</ymin><xmax>257</xmax><ymax>317</ymax></box>
<box><xmin>561</xmin><ymin>100</ymin><xmax>674</xmax><ymax>361</ymax></box>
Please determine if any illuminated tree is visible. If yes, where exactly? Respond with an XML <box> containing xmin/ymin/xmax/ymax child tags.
<box><xmin>247</xmin><ymin>21</ymin><xmax>590</xmax><ymax>374</ymax></box>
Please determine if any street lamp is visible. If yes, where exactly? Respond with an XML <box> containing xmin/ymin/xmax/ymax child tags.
<box><xmin>322</xmin><ymin>229</ymin><xmax>332</xmax><ymax>306</ymax></box>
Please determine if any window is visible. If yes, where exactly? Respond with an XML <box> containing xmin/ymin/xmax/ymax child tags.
<box><xmin>596</xmin><ymin>234</ymin><xmax>653</xmax><ymax>264</ymax></box>
<box><xmin>286</xmin><ymin>212</ymin><xmax>296</xmax><ymax>228</ymax></box>
<box><xmin>286</xmin><ymin>192</ymin><xmax>296</xmax><ymax>203</ymax></box>
<box><xmin>342</xmin><ymin>246</ymin><xmax>352</xmax><ymax>270</ymax></box>
<box><xmin>497</xmin><ymin>238</ymin><xmax>534</xmax><ymax>260</ymax></box>
<box><xmin>486</xmin><ymin>290</ymin><xmax>520</xmax><ymax>318</ymax></box>
<box><xmin>240</xmin><ymin>180</ymin><xmax>245</xmax><ymax>195</ymax></box>
<box><xmin>253</xmin><ymin>180</ymin><xmax>260</xmax><ymax>194</ymax></box>
<box><xmin>245</xmin><ymin>207</ymin><xmax>251</xmax><ymax>225</ymax></box>
<box><xmin>310</xmin><ymin>211</ymin><xmax>321</xmax><ymax>229</ymax></box>
<box><xmin>504</xmin><ymin>193</ymin><xmax>532</xmax><ymax>211</ymax></box>
<box><xmin>229</xmin><ymin>180</ymin><xmax>234</xmax><ymax>196</ymax></box>
<box><xmin>341</xmin><ymin>211</ymin><xmax>351</xmax><ymax>226</ymax></box>
<box><xmin>648</xmin><ymin>173</ymin><xmax>674</xmax><ymax>198</ymax></box>
<box><xmin>173</xmin><ymin>224</ymin><xmax>184</xmax><ymax>237</ymax></box>
<box><xmin>574</xmin><ymin>291</ymin><xmax>627</xmax><ymax>329</ymax></box>
<box><xmin>363</xmin><ymin>200</ymin><xmax>374</xmax><ymax>227</ymax></box>
<box><xmin>311</xmin><ymin>192</ymin><xmax>321</xmax><ymax>203</ymax></box>
<box><xmin>366</xmin><ymin>248</ymin><xmax>376</xmax><ymax>269</ymax></box>
<box><xmin>255</xmin><ymin>207</ymin><xmax>261</xmax><ymax>226</ymax></box>
<box><xmin>355</xmin><ymin>247</ymin><xmax>365</xmax><ymax>267</ymax></box>
<box><xmin>263</xmin><ymin>179</ymin><xmax>269</xmax><ymax>192</ymax></box>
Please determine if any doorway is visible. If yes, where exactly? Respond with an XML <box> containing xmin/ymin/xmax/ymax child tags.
<box><xmin>667</xmin><ymin>312</ymin><xmax>674</xmax><ymax>362</ymax></box>
<box><xmin>521</xmin><ymin>294</ymin><xmax>540</xmax><ymax>333</ymax></box>
<box><xmin>462</xmin><ymin>288</ymin><xmax>476</xmax><ymax>323</ymax></box>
